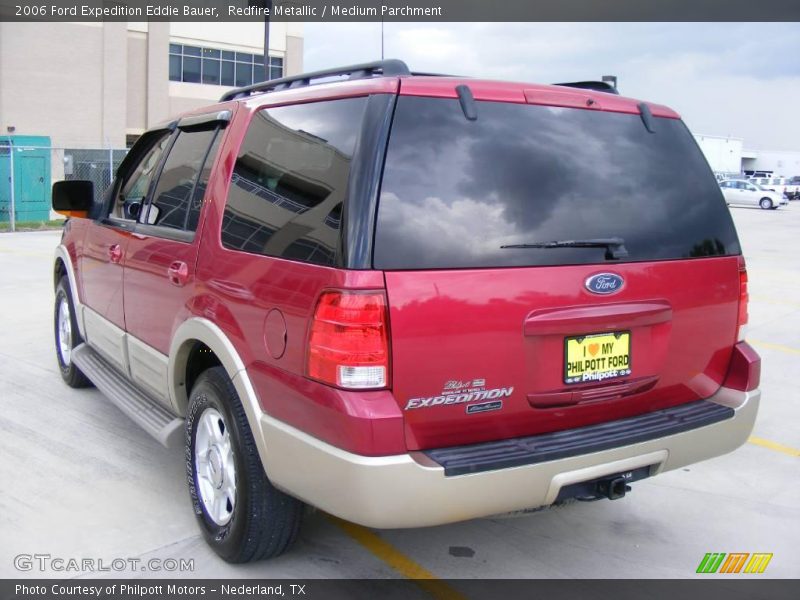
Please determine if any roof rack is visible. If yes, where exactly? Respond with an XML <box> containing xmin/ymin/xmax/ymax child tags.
<box><xmin>219</xmin><ymin>59</ymin><xmax>412</xmax><ymax>102</ymax></box>
<box><xmin>553</xmin><ymin>81</ymin><xmax>620</xmax><ymax>95</ymax></box>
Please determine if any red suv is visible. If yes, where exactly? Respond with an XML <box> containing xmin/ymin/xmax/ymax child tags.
<box><xmin>51</xmin><ymin>60</ymin><xmax>760</xmax><ymax>563</ymax></box>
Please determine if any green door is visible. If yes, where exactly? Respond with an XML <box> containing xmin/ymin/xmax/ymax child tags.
<box><xmin>20</xmin><ymin>156</ymin><xmax>46</xmax><ymax>203</ymax></box>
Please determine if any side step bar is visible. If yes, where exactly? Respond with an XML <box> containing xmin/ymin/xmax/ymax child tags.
<box><xmin>72</xmin><ymin>344</ymin><xmax>184</xmax><ymax>448</ymax></box>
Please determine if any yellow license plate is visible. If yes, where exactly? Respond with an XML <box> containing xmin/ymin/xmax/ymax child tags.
<box><xmin>564</xmin><ymin>332</ymin><xmax>631</xmax><ymax>385</ymax></box>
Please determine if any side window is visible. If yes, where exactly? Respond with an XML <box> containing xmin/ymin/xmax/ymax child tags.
<box><xmin>112</xmin><ymin>132</ymin><xmax>171</xmax><ymax>221</ymax></box>
<box><xmin>145</xmin><ymin>128</ymin><xmax>221</xmax><ymax>233</ymax></box>
<box><xmin>221</xmin><ymin>97</ymin><xmax>367</xmax><ymax>266</ymax></box>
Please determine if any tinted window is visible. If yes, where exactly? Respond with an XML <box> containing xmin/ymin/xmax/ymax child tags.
<box><xmin>170</xmin><ymin>44</ymin><xmax>283</xmax><ymax>87</ymax></box>
<box><xmin>221</xmin><ymin>98</ymin><xmax>366</xmax><ymax>266</ymax></box>
<box><xmin>187</xmin><ymin>132</ymin><xmax>222</xmax><ymax>232</ymax></box>
<box><xmin>112</xmin><ymin>133</ymin><xmax>171</xmax><ymax>221</ymax></box>
<box><xmin>374</xmin><ymin>97</ymin><xmax>740</xmax><ymax>270</ymax></box>
<box><xmin>183</xmin><ymin>57</ymin><xmax>201</xmax><ymax>83</ymax></box>
<box><xmin>146</xmin><ymin>128</ymin><xmax>220</xmax><ymax>232</ymax></box>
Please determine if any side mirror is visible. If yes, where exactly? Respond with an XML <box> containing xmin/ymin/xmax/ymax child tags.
<box><xmin>145</xmin><ymin>205</ymin><xmax>160</xmax><ymax>225</ymax></box>
<box><xmin>53</xmin><ymin>180</ymin><xmax>94</xmax><ymax>219</ymax></box>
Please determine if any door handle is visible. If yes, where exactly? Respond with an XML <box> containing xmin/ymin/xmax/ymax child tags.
<box><xmin>108</xmin><ymin>244</ymin><xmax>123</xmax><ymax>264</ymax></box>
<box><xmin>168</xmin><ymin>261</ymin><xmax>189</xmax><ymax>287</ymax></box>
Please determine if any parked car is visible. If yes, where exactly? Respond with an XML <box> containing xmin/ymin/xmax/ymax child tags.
<box><xmin>747</xmin><ymin>176</ymin><xmax>772</xmax><ymax>188</ymax></box>
<box><xmin>721</xmin><ymin>179</ymin><xmax>787</xmax><ymax>209</ymax></box>
<box><xmin>754</xmin><ymin>176</ymin><xmax>800</xmax><ymax>200</ymax></box>
<box><xmin>764</xmin><ymin>177</ymin><xmax>800</xmax><ymax>200</ymax></box>
<box><xmin>50</xmin><ymin>59</ymin><xmax>760</xmax><ymax>563</ymax></box>
<box><xmin>789</xmin><ymin>176</ymin><xmax>800</xmax><ymax>200</ymax></box>
<box><xmin>714</xmin><ymin>171</ymin><xmax>742</xmax><ymax>183</ymax></box>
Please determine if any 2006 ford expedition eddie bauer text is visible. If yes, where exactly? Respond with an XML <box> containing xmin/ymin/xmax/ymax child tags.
<box><xmin>50</xmin><ymin>60</ymin><xmax>761</xmax><ymax>563</ymax></box>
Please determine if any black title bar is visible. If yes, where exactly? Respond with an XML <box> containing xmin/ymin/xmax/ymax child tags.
<box><xmin>1</xmin><ymin>0</ymin><xmax>800</xmax><ymax>22</ymax></box>
<box><xmin>3</xmin><ymin>579</ymin><xmax>800</xmax><ymax>600</ymax></box>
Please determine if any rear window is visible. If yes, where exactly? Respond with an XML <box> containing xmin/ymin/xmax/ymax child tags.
<box><xmin>374</xmin><ymin>96</ymin><xmax>740</xmax><ymax>270</ymax></box>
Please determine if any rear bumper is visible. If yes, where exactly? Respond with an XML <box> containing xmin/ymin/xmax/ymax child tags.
<box><xmin>259</xmin><ymin>386</ymin><xmax>759</xmax><ymax>529</ymax></box>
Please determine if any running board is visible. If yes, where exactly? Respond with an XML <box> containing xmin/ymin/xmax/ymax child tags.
<box><xmin>72</xmin><ymin>343</ymin><xmax>184</xmax><ymax>448</ymax></box>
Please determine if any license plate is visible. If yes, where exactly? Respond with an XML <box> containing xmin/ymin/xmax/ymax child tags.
<box><xmin>564</xmin><ymin>332</ymin><xmax>631</xmax><ymax>385</ymax></box>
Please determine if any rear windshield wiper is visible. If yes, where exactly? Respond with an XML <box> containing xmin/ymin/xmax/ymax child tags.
<box><xmin>501</xmin><ymin>237</ymin><xmax>629</xmax><ymax>260</ymax></box>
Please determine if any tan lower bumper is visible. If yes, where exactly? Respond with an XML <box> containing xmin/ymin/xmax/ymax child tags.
<box><xmin>259</xmin><ymin>387</ymin><xmax>759</xmax><ymax>529</ymax></box>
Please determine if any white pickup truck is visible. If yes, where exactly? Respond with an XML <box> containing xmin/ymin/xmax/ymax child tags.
<box><xmin>749</xmin><ymin>176</ymin><xmax>800</xmax><ymax>200</ymax></box>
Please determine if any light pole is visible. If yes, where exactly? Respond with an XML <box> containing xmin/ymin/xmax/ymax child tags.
<box><xmin>263</xmin><ymin>0</ymin><xmax>273</xmax><ymax>80</ymax></box>
<box><xmin>8</xmin><ymin>141</ymin><xmax>15</xmax><ymax>232</ymax></box>
<box><xmin>6</xmin><ymin>130</ymin><xmax>15</xmax><ymax>232</ymax></box>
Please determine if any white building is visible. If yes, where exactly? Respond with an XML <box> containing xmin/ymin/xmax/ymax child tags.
<box><xmin>741</xmin><ymin>150</ymin><xmax>800</xmax><ymax>177</ymax></box>
<box><xmin>694</xmin><ymin>133</ymin><xmax>800</xmax><ymax>177</ymax></box>
<box><xmin>0</xmin><ymin>22</ymin><xmax>304</xmax><ymax>150</ymax></box>
<box><xmin>694</xmin><ymin>134</ymin><xmax>744</xmax><ymax>174</ymax></box>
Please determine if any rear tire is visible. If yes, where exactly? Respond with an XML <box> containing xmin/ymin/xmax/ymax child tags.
<box><xmin>54</xmin><ymin>276</ymin><xmax>91</xmax><ymax>388</ymax></box>
<box><xmin>186</xmin><ymin>366</ymin><xmax>304</xmax><ymax>562</ymax></box>
<box><xmin>759</xmin><ymin>197</ymin><xmax>773</xmax><ymax>210</ymax></box>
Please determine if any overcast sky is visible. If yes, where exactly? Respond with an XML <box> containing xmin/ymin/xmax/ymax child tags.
<box><xmin>304</xmin><ymin>22</ymin><xmax>800</xmax><ymax>151</ymax></box>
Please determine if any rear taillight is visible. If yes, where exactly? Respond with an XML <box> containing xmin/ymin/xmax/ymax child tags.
<box><xmin>737</xmin><ymin>256</ymin><xmax>749</xmax><ymax>341</ymax></box>
<box><xmin>307</xmin><ymin>290</ymin><xmax>390</xmax><ymax>389</ymax></box>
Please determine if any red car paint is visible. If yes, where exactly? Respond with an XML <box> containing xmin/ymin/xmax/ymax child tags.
<box><xmin>385</xmin><ymin>258</ymin><xmax>739</xmax><ymax>450</ymax></box>
<box><xmin>61</xmin><ymin>73</ymin><xmax>755</xmax><ymax>457</ymax></box>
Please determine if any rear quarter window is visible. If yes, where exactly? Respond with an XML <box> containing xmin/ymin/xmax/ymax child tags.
<box><xmin>221</xmin><ymin>97</ymin><xmax>367</xmax><ymax>266</ymax></box>
<box><xmin>374</xmin><ymin>96</ymin><xmax>741</xmax><ymax>270</ymax></box>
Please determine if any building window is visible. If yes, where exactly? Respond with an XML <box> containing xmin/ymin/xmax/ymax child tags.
<box><xmin>169</xmin><ymin>43</ymin><xmax>284</xmax><ymax>87</ymax></box>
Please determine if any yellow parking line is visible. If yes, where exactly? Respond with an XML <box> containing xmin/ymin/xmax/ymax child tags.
<box><xmin>327</xmin><ymin>515</ymin><xmax>467</xmax><ymax>600</ymax></box>
<box><xmin>748</xmin><ymin>339</ymin><xmax>800</xmax><ymax>356</ymax></box>
<box><xmin>748</xmin><ymin>436</ymin><xmax>800</xmax><ymax>457</ymax></box>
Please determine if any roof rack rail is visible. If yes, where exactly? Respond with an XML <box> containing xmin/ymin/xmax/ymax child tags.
<box><xmin>219</xmin><ymin>59</ymin><xmax>411</xmax><ymax>102</ymax></box>
<box><xmin>553</xmin><ymin>81</ymin><xmax>619</xmax><ymax>95</ymax></box>
<box><xmin>409</xmin><ymin>71</ymin><xmax>460</xmax><ymax>78</ymax></box>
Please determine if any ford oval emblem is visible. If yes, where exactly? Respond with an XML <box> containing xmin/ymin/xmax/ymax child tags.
<box><xmin>585</xmin><ymin>273</ymin><xmax>624</xmax><ymax>295</ymax></box>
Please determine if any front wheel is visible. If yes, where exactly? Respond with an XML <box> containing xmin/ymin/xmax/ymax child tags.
<box><xmin>54</xmin><ymin>276</ymin><xmax>91</xmax><ymax>388</ymax></box>
<box><xmin>186</xmin><ymin>366</ymin><xmax>304</xmax><ymax>562</ymax></box>
<box><xmin>759</xmin><ymin>197</ymin><xmax>773</xmax><ymax>210</ymax></box>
